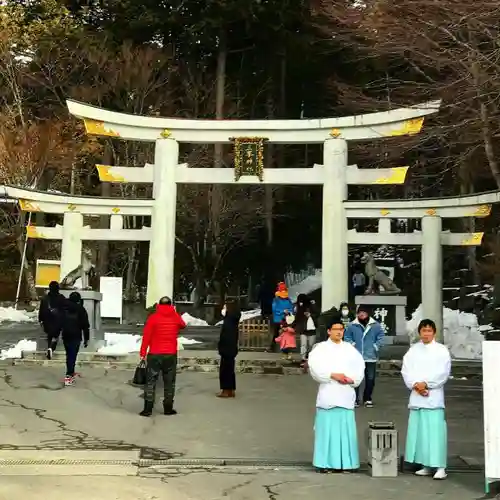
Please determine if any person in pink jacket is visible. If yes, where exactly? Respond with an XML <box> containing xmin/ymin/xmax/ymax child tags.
<box><xmin>275</xmin><ymin>314</ymin><xmax>297</xmax><ymax>360</ymax></box>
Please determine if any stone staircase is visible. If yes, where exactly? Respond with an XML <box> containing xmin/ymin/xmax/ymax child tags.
<box><xmin>7</xmin><ymin>350</ymin><xmax>481</xmax><ymax>379</ymax></box>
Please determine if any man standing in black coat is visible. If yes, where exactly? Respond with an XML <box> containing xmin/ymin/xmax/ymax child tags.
<box><xmin>217</xmin><ymin>301</ymin><xmax>241</xmax><ymax>398</ymax></box>
<box><xmin>39</xmin><ymin>281</ymin><xmax>66</xmax><ymax>359</ymax></box>
<box><xmin>61</xmin><ymin>291</ymin><xmax>90</xmax><ymax>387</ymax></box>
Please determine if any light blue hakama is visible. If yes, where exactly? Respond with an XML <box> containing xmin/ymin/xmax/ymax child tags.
<box><xmin>313</xmin><ymin>407</ymin><xmax>360</xmax><ymax>470</ymax></box>
<box><xmin>405</xmin><ymin>408</ymin><xmax>447</xmax><ymax>468</ymax></box>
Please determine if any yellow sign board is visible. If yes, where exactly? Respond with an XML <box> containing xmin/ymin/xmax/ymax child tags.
<box><xmin>35</xmin><ymin>260</ymin><xmax>61</xmax><ymax>288</ymax></box>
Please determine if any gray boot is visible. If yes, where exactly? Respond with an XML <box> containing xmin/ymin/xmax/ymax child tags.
<box><xmin>140</xmin><ymin>401</ymin><xmax>153</xmax><ymax>417</ymax></box>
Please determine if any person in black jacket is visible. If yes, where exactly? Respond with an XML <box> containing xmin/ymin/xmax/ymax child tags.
<box><xmin>217</xmin><ymin>301</ymin><xmax>241</xmax><ymax>398</ymax></box>
<box><xmin>61</xmin><ymin>291</ymin><xmax>90</xmax><ymax>386</ymax></box>
<box><xmin>38</xmin><ymin>281</ymin><xmax>66</xmax><ymax>359</ymax></box>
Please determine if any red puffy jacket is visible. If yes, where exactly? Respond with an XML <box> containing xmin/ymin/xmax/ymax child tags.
<box><xmin>140</xmin><ymin>304</ymin><xmax>186</xmax><ymax>357</ymax></box>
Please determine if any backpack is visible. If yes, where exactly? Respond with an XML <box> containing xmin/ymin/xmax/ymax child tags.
<box><xmin>46</xmin><ymin>296</ymin><xmax>61</xmax><ymax>321</ymax></box>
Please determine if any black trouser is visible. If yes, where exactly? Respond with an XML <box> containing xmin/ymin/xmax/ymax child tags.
<box><xmin>269</xmin><ymin>322</ymin><xmax>281</xmax><ymax>351</ymax></box>
<box><xmin>46</xmin><ymin>330</ymin><xmax>60</xmax><ymax>351</ymax></box>
<box><xmin>219</xmin><ymin>355</ymin><xmax>236</xmax><ymax>391</ymax></box>
<box><xmin>144</xmin><ymin>353</ymin><xmax>177</xmax><ymax>408</ymax></box>
<box><xmin>355</xmin><ymin>361</ymin><xmax>377</xmax><ymax>403</ymax></box>
<box><xmin>64</xmin><ymin>339</ymin><xmax>80</xmax><ymax>376</ymax></box>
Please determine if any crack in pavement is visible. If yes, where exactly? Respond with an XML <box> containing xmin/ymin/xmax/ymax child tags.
<box><xmin>0</xmin><ymin>398</ymin><xmax>181</xmax><ymax>459</ymax></box>
<box><xmin>221</xmin><ymin>478</ymin><xmax>256</xmax><ymax>497</ymax></box>
<box><xmin>149</xmin><ymin>467</ymin><xmax>258</xmax><ymax>481</ymax></box>
<box><xmin>262</xmin><ymin>481</ymin><xmax>296</xmax><ymax>500</ymax></box>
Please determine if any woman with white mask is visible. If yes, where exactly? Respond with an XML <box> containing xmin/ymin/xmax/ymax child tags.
<box><xmin>339</xmin><ymin>302</ymin><xmax>354</xmax><ymax>328</ymax></box>
<box><xmin>217</xmin><ymin>301</ymin><xmax>241</xmax><ymax>398</ymax></box>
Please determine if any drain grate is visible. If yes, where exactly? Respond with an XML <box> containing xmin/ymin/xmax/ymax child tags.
<box><xmin>0</xmin><ymin>455</ymin><xmax>483</xmax><ymax>473</ymax></box>
<box><xmin>0</xmin><ymin>459</ymin><xmax>136</xmax><ymax>466</ymax></box>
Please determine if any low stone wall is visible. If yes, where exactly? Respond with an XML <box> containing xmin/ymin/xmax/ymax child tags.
<box><xmin>10</xmin><ymin>350</ymin><xmax>481</xmax><ymax>379</ymax></box>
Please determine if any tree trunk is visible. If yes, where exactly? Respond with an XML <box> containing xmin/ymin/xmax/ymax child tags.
<box><xmin>193</xmin><ymin>271</ymin><xmax>206</xmax><ymax>318</ymax></box>
<box><xmin>264</xmin><ymin>88</ymin><xmax>275</xmax><ymax>247</ymax></box>
<box><xmin>210</xmin><ymin>28</ymin><xmax>227</xmax><ymax>275</ymax></box>
<box><xmin>277</xmin><ymin>49</ymin><xmax>287</xmax><ymax>169</ymax></box>
<box><xmin>459</xmin><ymin>159</ymin><xmax>479</xmax><ymax>283</ymax></box>
<box><xmin>124</xmin><ymin>242</ymin><xmax>137</xmax><ymax>301</ymax></box>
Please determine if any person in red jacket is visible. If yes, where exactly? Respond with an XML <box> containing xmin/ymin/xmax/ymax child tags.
<box><xmin>139</xmin><ymin>296</ymin><xmax>186</xmax><ymax>417</ymax></box>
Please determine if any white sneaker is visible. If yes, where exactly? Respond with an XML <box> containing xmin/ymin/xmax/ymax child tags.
<box><xmin>64</xmin><ymin>376</ymin><xmax>74</xmax><ymax>387</ymax></box>
<box><xmin>433</xmin><ymin>468</ymin><xmax>447</xmax><ymax>480</ymax></box>
<box><xmin>415</xmin><ymin>467</ymin><xmax>432</xmax><ymax>476</ymax></box>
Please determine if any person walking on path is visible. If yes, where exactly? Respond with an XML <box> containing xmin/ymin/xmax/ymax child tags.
<box><xmin>402</xmin><ymin>318</ymin><xmax>451</xmax><ymax>480</ymax></box>
<box><xmin>344</xmin><ymin>305</ymin><xmax>384</xmax><ymax>408</ymax></box>
<box><xmin>217</xmin><ymin>301</ymin><xmax>241</xmax><ymax>398</ymax></box>
<box><xmin>61</xmin><ymin>291</ymin><xmax>89</xmax><ymax>387</ymax></box>
<box><xmin>308</xmin><ymin>315</ymin><xmax>365</xmax><ymax>472</ymax></box>
<box><xmin>268</xmin><ymin>282</ymin><xmax>293</xmax><ymax>352</ymax></box>
<box><xmin>295</xmin><ymin>293</ymin><xmax>317</xmax><ymax>363</ymax></box>
<box><xmin>299</xmin><ymin>309</ymin><xmax>316</xmax><ymax>363</ymax></box>
<box><xmin>139</xmin><ymin>296</ymin><xmax>186</xmax><ymax>417</ymax></box>
<box><xmin>38</xmin><ymin>281</ymin><xmax>66</xmax><ymax>360</ymax></box>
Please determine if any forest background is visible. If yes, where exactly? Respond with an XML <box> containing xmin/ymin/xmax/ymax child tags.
<box><xmin>1</xmin><ymin>0</ymin><xmax>499</xmax><ymax>310</ymax></box>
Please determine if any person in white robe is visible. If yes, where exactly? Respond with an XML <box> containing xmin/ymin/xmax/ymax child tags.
<box><xmin>308</xmin><ymin>315</ymin><xmax>365</xmax><ymax>472</ymax></box>
<box><xmin>402</xmin><ymin>318</ymin><xmax>451</xmax><ymax>480</ymax></box>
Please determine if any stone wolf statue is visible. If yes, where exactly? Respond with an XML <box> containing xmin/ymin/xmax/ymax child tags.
<box><xmin>361</xmin><ymin>252</ymin><xmax>401</xmax><ymax>295</ymax></box>
<box><xmin>60</xmin><ymin>247</ymin><xmax>95</xmax><ymax>290</ymax></box>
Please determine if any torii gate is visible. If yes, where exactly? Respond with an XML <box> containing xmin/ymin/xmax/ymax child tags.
<box><xmin>66</xmin><ymin>99</ymin><xmax>443</xmax><ymax>310</ymax></box>
<box><xmin>9</xmin><ymin>98</ymin><xmax>500</xmax><ymax>340</ymax></box>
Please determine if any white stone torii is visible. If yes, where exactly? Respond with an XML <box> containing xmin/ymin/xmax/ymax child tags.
<box><xmin>67</xmin><ymin>99</ymin><xmax>442</xmax><ymax>311</ymax></box>
<box><xmin>10</xmin><ymin>97</ymin><xmax>497</xmax><ymax>339</ymax></box>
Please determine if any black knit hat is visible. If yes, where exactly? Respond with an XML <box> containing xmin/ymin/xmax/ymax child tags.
<box><xmin>357</xmin><ymin>304</ymin><xmax>370</xmax><ymax>315</ymax></box>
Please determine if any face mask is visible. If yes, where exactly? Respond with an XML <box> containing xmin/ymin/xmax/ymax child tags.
<box><xmin>221</xmin><ymin>307</ymin><xmax>227</xmax><ymax>317</ymax></box>
<box><xmin>285</xmin><ymin>314</ymin><xmax>295</xmax><ymax>325</ymax></box>
<box><xmin>341</xmin><ymin>309</ymin><xmax>349</xmax><ymax>317</ymax></box>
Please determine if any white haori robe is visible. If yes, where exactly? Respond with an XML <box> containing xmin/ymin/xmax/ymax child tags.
<box><xmin>308</xmin><ymin>340</ymin><xmax>365</xmax><ymax>470</ymax></box>
<box><xmin>402</xmin><ymin>340</ymin><xmax>451</xmax><ymax>410</ymax></box>
<box><xmin>308</xmin><ymin>340</ymin><xmax>366</xmax><ymax>410</ymax></box>
<box><xmin>401</xmin><ymin>340</ymin><xmax>451</xmax><ymax>468</ymax></box>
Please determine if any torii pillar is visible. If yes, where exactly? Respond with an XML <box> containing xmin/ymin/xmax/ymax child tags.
<box><xmin>322</xmin><ymin>138</ymin><xmax>349</xmax><ymax>311</ymax></box>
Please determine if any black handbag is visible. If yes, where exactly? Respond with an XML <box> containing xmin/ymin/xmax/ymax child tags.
<box><xmin>132</xmin><ymin>360</ymin><xmax>147</xmax><ymax>385</ymax></box>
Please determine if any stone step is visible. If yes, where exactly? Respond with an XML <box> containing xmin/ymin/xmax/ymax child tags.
<box><xmin>6</xmin><ymin>351</ymin><xmax>481</xmax><ymax>378</ymax></box>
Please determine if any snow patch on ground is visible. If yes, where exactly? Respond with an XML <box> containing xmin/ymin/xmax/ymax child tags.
<box><xmin>407</xmin><ymin>305</ymin><xmax>485</xmax><ymax>360</ymax></box>
<box><xmin>0</xmin><ymin>332</ymin><xmax>202</xmax><ymax>359</ymax></box>
<box><xmin>0</xmin><ymin>339</ymin><xmax>37</xmax><ymax>360</ymax></box>
<box><xmin>0</xmin><ymin>307</ymin><xmax>36</xmax><ymax>323</ymax></box>
<box><xmin>215</xmin><ymin>308</ymin><xmax>262</xmax><ymax>326</ymax></box>
<box><xmin>97</xmin><ymin>332</ymin><xmax>201</xmax><ymax>355</ymax></box>
<box><xmin>181</xmin><ymin>312</ymin><xmax>209</xmax><ymax>327</ymax></box>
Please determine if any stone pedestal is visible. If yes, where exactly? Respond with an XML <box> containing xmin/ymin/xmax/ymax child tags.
<box><xmin>355</xmin><ymin>295</ymin><xmax>408</xmax><ymax>345</ymax></box>
<box><xmin>60</xmin><ymin>290</ymin><xmax>104</xmax><ymax>350</ymax></box>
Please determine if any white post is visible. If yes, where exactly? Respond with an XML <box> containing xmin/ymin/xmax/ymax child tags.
<box><xmin>60</xmin><ymin>211</ymin><xmax>84</xmax><ymax>281</ymax></box>
<box><xmin>146</xmin><ymin>138</ymin><xmax>179</xmax><ymax>308</ymax></box>
<box><xmin>421</xmin><ymin>215</ymin><xmax>443</xmax><ymax>341</ymax></box>
<box><xmin>322</xmin><ymin>138</ymin><xmax>349</xmax><ymax>311</ymax></box>
<box><xmin>15</xmin><ymin>212</ymin><xmax>32</xmax><ymax>308</ymax></box>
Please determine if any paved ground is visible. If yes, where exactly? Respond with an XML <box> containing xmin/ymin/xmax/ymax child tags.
<box><xmin>0</xmin><ymin>363</ymin><xmax>486</xmax><ymax>498</ymax></box>
<box><xmin>0</xmin><ymin>469</ymin><xmax>485</xmax><ymax>500</ymax></box>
